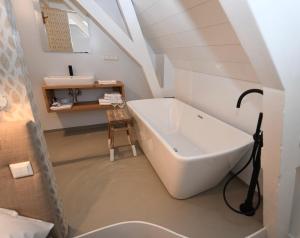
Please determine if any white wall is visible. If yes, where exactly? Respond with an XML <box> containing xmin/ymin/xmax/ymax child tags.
<box><xmin>11</xmin><ymin>0</ymin><xmax>152</xmax><ymax>131</ymax></box>
<box><xmin>175</xmin><ymin>69</ymin><xmax>262</xmax><ymax>134</ymax></box>
<box><xmin>133</xmin><ymin>0</ymin><xmax>258</xmax><ymax>83</ymax></box>
<box><xmin>290</xmin><ymin>168</ymin><xmax>300</xmax><ymax>237</ymax></box>
<box><xmin>260</xmin><ymin>87</ymin><xmax>284</xmax><ymax>238</ymax></box>
<box><xmin>218</xmin><ymin>0</ymin><xmax>283</xmax><ymax>91</ymax></box>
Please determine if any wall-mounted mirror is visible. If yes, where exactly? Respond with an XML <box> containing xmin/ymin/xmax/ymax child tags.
<box><xmin>37</xmin><ymin>0</ymin><xmax>90</xmax><ymax>53</ymax></box>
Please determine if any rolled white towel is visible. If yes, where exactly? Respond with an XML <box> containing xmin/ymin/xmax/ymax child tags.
<box><xmin>97</xmin><ymin>80</ymin><xmax>117</xmax><ymax>84</ymax></box>
<box><xmin>98</xmin><ymin>99</ymin><xmax>111</xmax><ymax>105</ymax></box>
<box><xmin>104</xmin><ymin>93</ymin><xmax>122</xmax><ymax>100</ymax></box>
<box><xmin>104</xmin><ymin>93</ymin><xmax>121</xmax><ymax>96</ymax></box>
<box><xmin>99</xmin><ymin>98</ymin><xmax>122</xmax><ymax>105</ymax></box>
<box><xmin>50</xmin><ymin>103</ymin><xmax>73</xmax><ymax>110</ymax></box>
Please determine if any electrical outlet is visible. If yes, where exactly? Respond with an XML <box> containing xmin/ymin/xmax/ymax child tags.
<box><xmin>9</xmin><ymin>161</ymin><xmax>34</xmax><ymax>179</ymax></box>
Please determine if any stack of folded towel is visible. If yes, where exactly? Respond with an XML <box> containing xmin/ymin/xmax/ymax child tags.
<box><xmin>50</xmin><ymin>102</ymin><xmax>73</xmax><ymax>111</ymax></box>
<box><xmin>97</xmin><ymin>80</ymin><xmax>117</xmax><ymax>85</ymax></box>
<box><xmin>99</xmin><ymin>93</ymin><xmax>122</xmax><ymax>105</ymax></box>
<box><xmin>98</xmin><ymin>99</ymin><xmax>111</xmax><ymax>105</ymax></box>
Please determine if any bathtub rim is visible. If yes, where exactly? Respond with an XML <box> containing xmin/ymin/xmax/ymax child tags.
<box><xmin>127</xmin><ymin>98</ymin><xmax>254</xmax><ymax>162</ymax></box>
<box><xmin>73</xmin><ymin>220</ymin><xmax>188</xmax><ymax>238</ymax></box>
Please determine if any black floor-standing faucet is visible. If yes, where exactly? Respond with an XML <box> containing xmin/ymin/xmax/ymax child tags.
<box><xmin>223</xmin><ymin>88</ymin><xmax>263</xmax><ymax>216</ymax></box>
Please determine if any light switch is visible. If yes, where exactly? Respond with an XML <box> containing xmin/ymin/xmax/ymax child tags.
<box><xmin>103</xmin><ymin>56</ymin><xmax>119</xmax><ymax>61</ymax></box>
<box><xmin>9</xmin><ymin>161</ymin><xmax>34</xmax><ymax>179</ymax></box>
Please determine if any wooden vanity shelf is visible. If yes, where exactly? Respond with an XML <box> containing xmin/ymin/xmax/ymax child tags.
<box><xmin>42</xmin><ymin>81</ymin><xmax>124</xmax><ymax>113</ymax></box>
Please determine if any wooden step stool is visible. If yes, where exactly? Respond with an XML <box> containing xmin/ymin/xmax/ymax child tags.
<box><xmin>106</xmin><ymin>108</ymin><xmax>137</xmax><ymax>161</ymax></box>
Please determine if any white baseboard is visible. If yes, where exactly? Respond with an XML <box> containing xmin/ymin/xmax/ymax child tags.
<box><xmin>245</xmin><ymin>227</ymin><xmax>267</xmax><ymax>238</ymax></box>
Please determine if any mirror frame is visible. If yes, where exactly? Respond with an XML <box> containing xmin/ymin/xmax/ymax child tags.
<box><xmin>33</xmin><ymin>0</ymin><xmax>91</xmax><ymax>53</ymax></box>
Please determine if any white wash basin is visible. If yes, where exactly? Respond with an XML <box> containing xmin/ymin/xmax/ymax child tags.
<box><xmin>44</xmin><ymin>76</ymin><xmax>95</xmax><ymax>86</ymax></box>
<box><xmin>127</xmin><ymin>98</ymin><xmax>253</xmax><ymax>199</ymax></box>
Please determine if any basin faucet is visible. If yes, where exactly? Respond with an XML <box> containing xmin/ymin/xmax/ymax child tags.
<box><xmin>236</xmin><ymin>89</ymin><xmax>263</xmax><ymax>108</ymax></box>
<box><xmin>67</xmin><ymin>65</ymin><xmax>81</xmax><ymax>103</ymax></box>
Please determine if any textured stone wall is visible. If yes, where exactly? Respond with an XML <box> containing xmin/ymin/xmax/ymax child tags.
<box><xmin>0</xmin><ymin>0</ymin><xmax>33</xmax><ymax>121</ymax></box>
<box><xmin>0</xmin><ymin>0</ymin><xmax>68</xmax><ymax>237</ymax></box>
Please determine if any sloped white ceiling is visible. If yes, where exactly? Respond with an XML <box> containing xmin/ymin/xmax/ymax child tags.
<box><xmin>94</xmin><ymin>0</ymin><xmax>130</xmax><ymax>34</ymax></box>
<box><xmin>132</xmin><ymin>0</ymin><xmax>258</xmax><ymax>83</ymax></box>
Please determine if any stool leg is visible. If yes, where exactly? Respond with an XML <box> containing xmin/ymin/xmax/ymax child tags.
<box><xmin>126</xmin><ymin>125</ymin><xmax>137</xmax><ymax>157</ymax></box>
<box><xmin>110</xmin><ymin>126</ymin><xmax>115</xmax><ymax>162</ymax></box>
<box><xmin>108</xmin><ymin>125</ymin><xmax>111</xmax><ymax>148</ymax></box>
<box><xmin>110</xmin><ymin>149</ymin><xmax>115</xmax><ymax>162</ymax></box>
<box><xmin>131</xmin><ymin>145</ymin><xmax>137</xmax><ymax>157</ymax></box>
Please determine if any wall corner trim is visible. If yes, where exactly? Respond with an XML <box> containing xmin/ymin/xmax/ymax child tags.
<box><xmin>245</xmin><ymin>227</ymin><xmax>267</xmax><ymax>238</ymax></box>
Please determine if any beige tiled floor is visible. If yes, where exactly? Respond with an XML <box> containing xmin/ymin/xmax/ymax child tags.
<box><xmin>45</xmin><ymin>127</ymin><xmax>263</xmax><ymax>238</ymax></box>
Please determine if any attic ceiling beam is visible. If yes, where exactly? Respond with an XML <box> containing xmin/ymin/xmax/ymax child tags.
<box><xmin>117</xmin><ymin>0</ymin><xmax>162</xmax><ymax>97</ymax></box>
<box><xmin>74</xmin><ymin>0</ymin><xmax>162</xmax><ymax>97</ymax></box>
<box><xmin>74</xmin><ymin>0</ymin><xmax>140</xmax><ymax>62</ymax></box>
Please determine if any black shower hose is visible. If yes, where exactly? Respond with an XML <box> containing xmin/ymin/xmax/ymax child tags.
<box><xmin>223</xmin><ymin>134</ymin><xmax>261</xmax><ymax>215</ymax></box>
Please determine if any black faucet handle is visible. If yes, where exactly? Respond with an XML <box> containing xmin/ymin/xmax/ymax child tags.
<box><xmin>68</xmin><ymin>65</ymin><xmax>74</xmax><ymax>76</ymax></box>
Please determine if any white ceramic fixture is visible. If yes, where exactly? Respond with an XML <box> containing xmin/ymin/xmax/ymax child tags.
<box><xmin>74</xmin><ymin>221</ymin><xmax>187</xmax><ymax>238</ymax></box>
<box><xmin>127</xmin><ymin>98</ymin><xmax>253</xmax><ymax>199</ymax></box>
<box><xmin>43</xmin><ymin>76</ymin><xmax>95</xmax><ymax>86</ymax></box>
<box><xmin>9</xmin><ymin>161</ymin><xmax>33</xmax><ymax>179</ymax></box>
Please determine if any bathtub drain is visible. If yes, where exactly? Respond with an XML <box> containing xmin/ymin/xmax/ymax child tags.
<box><xmin>173</xmin><ymin>148</ymin><xmax>178</xmax><ymax>152</ymax></box>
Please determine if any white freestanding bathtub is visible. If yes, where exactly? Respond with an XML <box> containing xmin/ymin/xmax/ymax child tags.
<box><xmin>127</xmin><ymin>98</ymin><xmax>253</xmax><ymax>199</ymax></box>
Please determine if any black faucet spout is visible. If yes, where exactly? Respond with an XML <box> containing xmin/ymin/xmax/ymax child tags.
<box><xmin>236</xmin><ymin>89</ymin><xmax>263</xmax><ymax>108</ymax></box>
